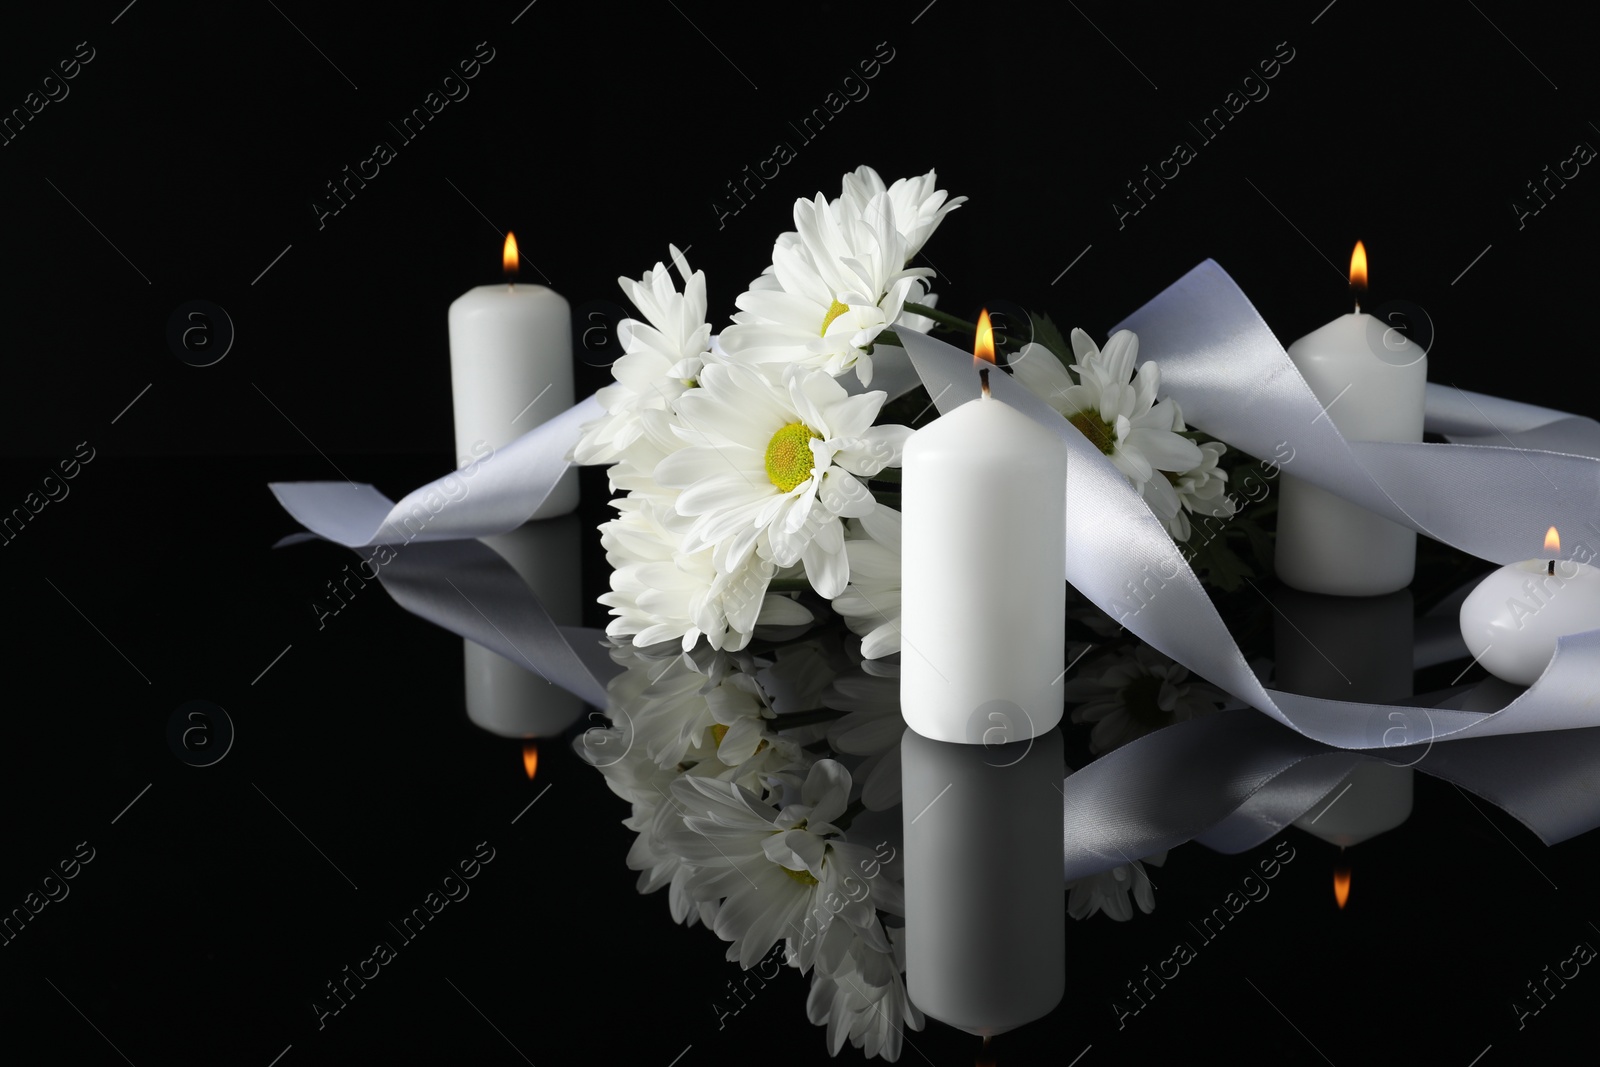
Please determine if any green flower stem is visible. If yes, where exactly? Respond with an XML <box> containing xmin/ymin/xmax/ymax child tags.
<box><xmin>872</xmin><ymin>329</ymin><xmax>903</xmax><ymax>350</ymax></box>
<box><xmin>768</xmin><ymin>578</ymin><xmax>812</xmax><ymax>592</ymax></box>
<box><xmin>903</xmin><ymin>302</ymin><xmax>977</xmax><ymax>335</ymax></box>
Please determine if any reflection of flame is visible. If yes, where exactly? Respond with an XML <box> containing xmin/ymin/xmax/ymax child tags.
<box><xmin>1349</xmin><ymin>241</ymin><xmax>1367</xmax><ymax>290</ymax></box>
<box><xmin>974</xmin><ymin>308</ymin><xmax>996</xmax><ymax>367</ymax></box>
<box><xmin>503</xmin><ymin>231</ymin><xmax>519</xmax><ymax>276</ymax></box>
<box><xmin>523</xmin><ymin>742</ymin><xmax>539</xmax><ymax>780</ymax></box>
<box><xmin>1333</xmin><ymin>865</ymin><xmax>1351</xmax><ymax>909</ymax></box>
<box><xmin>1546</xmin><ymin>526</ymin><xmax>1561</xmax><ymax>554</ymax></box>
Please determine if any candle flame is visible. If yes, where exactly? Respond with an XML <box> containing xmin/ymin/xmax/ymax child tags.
<box><xmin>1333</xmin><ymin>865</ymin><xmax>1351</xmax><ymax>909</ymax></box>
<box><xmin>1546</xmin><ymin>526</ymin><xmax>1561</xmax><ymax>553</ymax></box>
<box><xmin>522</xmin><ymin>741</ymin><xmax>539</xmax><ymax>780</ymax></box>
<box><xmin>1348</xmin><ymin>241</ymin><xmax>1367</xmax><ymax>291</ymax></box>
<box><xmin>974</xmin><ymin>309</ymin><xmax>996</xmax><ymax>366</ymax></box>
<box><xmin>503</xmin><ymin>231</ymin><xmax>520</xmax><ymax>276</ymax></box>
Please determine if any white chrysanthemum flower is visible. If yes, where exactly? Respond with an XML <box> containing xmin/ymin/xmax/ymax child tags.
<box><xmin>574</xmin><ymin>246</ymin><xmax>714</xmax><ymax>467</ymax></box>
<box><xmin>654</xmin><ymin>363</ymin><xmax>910</xmax><ymax>598</ymax></box>
<box><xmin>1162</xmin><ymin>402</ymin><xmax>1237</xmax><ymax>541</ymax></box>
<box><xmin>806</xmin><ymin>924</ymin><xmax>924</xmax><ymax>1061</ymax></box>
<box><xmin>831</xmin><ymin>506</ymin><xmax>902</xmax><ymax>659</ymax></box>
<box><xmin>598</xmin><ymin>493</ymin><xmax>808</xmax><ymax>652</ymax></box>
<box><xmin>666</xmin><ymin>760</ymin><xmax>891</xmax><ymax>971</ymax></box>
<box><xmin>1009</xmin><ymin>330</ymin><xmax>1201</xmax><ymax>487</ymax></box>
<box><xmin>720</xmin><ymin>181</ymin><xmax>951</xmax><ymax>386</ymax></box>
<box><xmin>1067</xmin><ymin>849</ymin><xmax>1167</xmax><ymax>921</ymax></box>
<box><xmin>1064</xmin><ymin>644</ymin><xmax>1226</xmax><ymax>754</ymax></box>
<box><xmin>836</xmin><ymin>165</ymin><xmax>966</xmax><ymax>262</ymax></box>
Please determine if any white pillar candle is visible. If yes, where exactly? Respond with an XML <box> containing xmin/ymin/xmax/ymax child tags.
<box><xmin>1458</xmin><ymin>527</ymin><xmax>1600</xmax><ymax>686</ymax></box>
<box><xmin>463</xmin><ymin>515</ymin><xmax>586</xmax><ymax>738</ymax></box>
<box><xmin>900</xmin><ymin>315</ymin><xmax>1066</xmax><ymax>744</ymax></box>
<box><xmin>448</xmin><ymin>232</ymin><xmax>578</xmax><ymax>517</ymax></box>
<box><xmin>902</xmin><ymin>726</ymin><xmax>1064</xmax><ymax>1036</ymax></box>
<box><xmin>1275</xmin><ymin>243</ymin><xmax>1426</xmax><ymax>596</ymax></box>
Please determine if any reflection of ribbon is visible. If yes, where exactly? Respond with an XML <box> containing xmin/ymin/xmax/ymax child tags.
<box><xmin>1059</xmin><ymin>706</ymin><xmax>1600</xmax><ymax>880</ymax></box>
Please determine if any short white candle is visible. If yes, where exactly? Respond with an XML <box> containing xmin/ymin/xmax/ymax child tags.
<box><xmin>900</xmin><ymin>313</ymin><xmax>1066</xmax><ymax>744</ymax></box>
<box><xmin>1275</xmin><ymin>242</ymin><xmax>1426</xmax><ymax>596</ymax></box>
<box><xmin>1458</xmin><ymin>528</ymin><xmax>1600</xmax><ymax>686</ymax></box>
<box><xmin>448</xmin><ymin>232</ymin><xmax>578</xmax><ymax>517</ymax></box>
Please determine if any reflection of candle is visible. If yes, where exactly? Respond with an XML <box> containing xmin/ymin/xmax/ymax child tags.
<box><xmin>448</xmin><ymin>232</ymin><xmax>577</xmax><ymax>517</ymax></box>
<box><xmin>1275</xmin><ymin>242</ymin><xmax>1426</xmax><ymax>596</ymax></box>
<box><xmin>900</xmin><ymin>312</ymin><xmax>1066</xmax><ymax>744</ymax></box>
<box><xmin>1276</xmin><ymin>586</ymin><xmax>1415</xmax><ymax>847</ymax></box>
<box><xmin>902</xmin><ymin>726</ymin><xmax>1064</xmax><ymax>1036</ymax></box>
<box><xmin>463</xmin><ymin>515</ymin><xmax>585</xmax><ymax>738</ymax></box>
<box><xmin>1458</xmin><ymin>526</ymin><xmax>1600</xmax><ymax>686</ymax></box>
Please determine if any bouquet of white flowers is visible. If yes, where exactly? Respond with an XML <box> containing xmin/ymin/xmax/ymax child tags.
<box><xmin>571</xmin><ymin>166</ymin><xmax>1257</xmax><ymax>1060</ymax></box>
<box><xmin>577</xmin><ymin>165</ymin><xmax>1263</xmax><ymax>661</ymax></box>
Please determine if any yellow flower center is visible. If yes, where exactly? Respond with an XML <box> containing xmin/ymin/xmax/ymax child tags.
<box><xmin>765</xmin><ymin>422</ymin><xmax>820</xmax><ymax>492</ymax></box>
<box><xmin>781</xmin><ymin>865</ymin><xmax>820</xmax><ymax>886</ymax></box>
<box><xmin>1069</xmin><ymin>409</ymin><xmax>1117</xmax><ymax>456</ymax></box>
<box><xmin>820</xmin><ymin>298</ymin><xmax>850</xmax><ymax>336</ymax></box>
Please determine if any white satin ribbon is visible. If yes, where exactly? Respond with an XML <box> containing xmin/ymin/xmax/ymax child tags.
<box><xmin>268</xmin><ymin>262</ymin><xmax>1600</xmax><ymax>755</ymax></box>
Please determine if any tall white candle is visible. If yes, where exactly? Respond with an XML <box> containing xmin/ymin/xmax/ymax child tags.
<box><xmin>1275</xmin><ymin>243</ymin><xmax>1426</xmax><ymax>596</ymax></box>
<box><xmin>448</xmin><ymin>232</ymin><xmax>578</xmax><ymax>517</ymax></box>
<box><xmin>900</xmin><ymin>313</ymin><xmax>1066</xmax><ymax>744</ymax></box>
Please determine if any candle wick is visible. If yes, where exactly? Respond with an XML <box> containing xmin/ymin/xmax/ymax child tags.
<box><xmin>1549</xmin><ymin>559</ymin><xmax>1556</xmax><ymax>576</ymax></box>
<box><xmin>979</xmin><ymin>366</ymin><xmax>990</xmax><ymax>398</ymax></box>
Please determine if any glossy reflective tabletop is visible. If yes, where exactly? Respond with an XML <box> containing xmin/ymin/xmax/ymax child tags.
<box><xmin>3</xmin><ymin>455</ymin><xmax>1596</xmax><ymax>1066</ymax></box>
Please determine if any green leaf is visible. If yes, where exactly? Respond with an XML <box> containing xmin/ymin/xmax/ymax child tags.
<box><xmin>1027</xmin><ymin>311</ymin><xmax>1074</xmax><ymax>367</ymax></box>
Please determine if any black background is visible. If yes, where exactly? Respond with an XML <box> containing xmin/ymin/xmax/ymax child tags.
<box><xmin>1</xmin><ymin>1</ymin><xmax>1598</xmax><ymax>1064</ymax></box>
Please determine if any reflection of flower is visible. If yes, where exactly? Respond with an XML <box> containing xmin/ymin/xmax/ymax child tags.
<box><xmin>1010</xmin><ymin>330</ymin><xmax>1200</xmax><ymax>487</ymax></box>
<box><xmin>1067</xmin><ymin>850</ymin><xmax>1167</xmax><ymax>922</ymax></box>
<box><xmin>668</xmin><ymin>761</ymin><xmax>893</xmax><ymax>971</ymax></box>
<box><xmin>825</xmin><ymin>667</ymin><xmax>905</xmax><ymax>811</ymax></box>
<box><xmin>807</xmin><ymin>925</ymin><xmax>924</xmax><ymax>1061</ymax></box>
<box><xmin>654</xmin><ymin>363</ymin><xmax>909</xmax><ymax>598</ymax></box>
<box><xmin>830</xmin><ymin>505</ymin><xmax>903</xmax><ymax>659</ymax></box>
<box><xmin>1064</xmin><ymin>644</ymin><xmax>1227</xmax><ymax>754</ymax></box>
